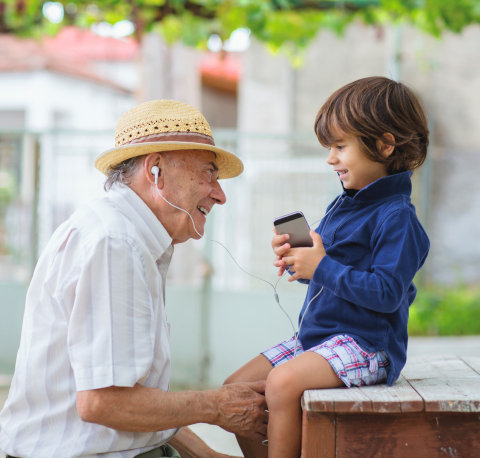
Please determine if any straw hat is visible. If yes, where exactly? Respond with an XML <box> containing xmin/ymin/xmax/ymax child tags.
<box><xmin>95</xmin><ymin>99</ymin><xmax>243</xmax><ymax>179</ymax></box>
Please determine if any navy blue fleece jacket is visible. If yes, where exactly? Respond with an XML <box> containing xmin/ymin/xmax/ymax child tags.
<box><xmin>298</xmin><ymin>171</ymin><xmax>429</xmax><ymax>385</ymax></box>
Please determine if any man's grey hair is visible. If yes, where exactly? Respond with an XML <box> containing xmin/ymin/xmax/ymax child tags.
<box><xmin>104</xmin><ymin>155</ymin><xmax>146</xmax><ymax>191</ymax></box>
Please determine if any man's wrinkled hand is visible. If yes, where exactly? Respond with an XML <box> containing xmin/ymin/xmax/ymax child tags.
<box><xmin>215</xmin><ymin>381</ymin><xmax>267</xmax><ymax>442</ymax></box>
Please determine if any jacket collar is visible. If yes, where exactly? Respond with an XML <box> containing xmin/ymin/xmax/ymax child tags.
<box><xmin>341</xmin><ymin>171</ymin><xmax>412</xmax><ymax>202</ymax></box>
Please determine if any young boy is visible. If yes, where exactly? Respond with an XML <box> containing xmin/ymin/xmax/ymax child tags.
<box><xmin>225</xmin><ymin>76</ymin><xmax>430</xmax><ymax>458</ymax></box>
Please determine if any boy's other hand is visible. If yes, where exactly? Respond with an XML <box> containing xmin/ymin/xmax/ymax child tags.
<box><xmin>272</xmin><ymin>230</ymin><xmax>291</xmax><ymax>276</ymax></box>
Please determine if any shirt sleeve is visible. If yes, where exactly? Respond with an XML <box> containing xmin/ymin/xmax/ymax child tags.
<box><xmin>312</xmin><ymin>208</ymin><xmax>429</xmax><ymax>313</ymax></box>
<box><xmin>68</xmin><ymin>234</ymin><xmax>156</xmax><ymax>391</ymax></box>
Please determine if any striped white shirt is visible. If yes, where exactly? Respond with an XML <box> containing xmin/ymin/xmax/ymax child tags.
<box><xmin>0</xmin><ymin>184</ymin><xmax>177</xmax><ymax>457</ymax></box>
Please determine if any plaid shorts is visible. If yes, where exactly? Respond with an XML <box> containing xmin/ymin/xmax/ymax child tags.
<box><xmin>262</xmin><ymin>334</ymin><xmax>390</xmax><ymax>387</ymax></box>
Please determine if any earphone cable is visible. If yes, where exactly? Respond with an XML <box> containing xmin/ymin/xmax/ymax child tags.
<box><xmin>152</xmin><ymin>169</ymin><xmax>342</xmax><ymax>345</ymax></box>
<box><xmin>155</xmin><ymin>186</ymin><xmax>297</xmax><ymax>337</ymax></box>
<box><xmin>293</xmin><ymin>286</ymin><xmax>324</xmax><ymax>356</ymax></box>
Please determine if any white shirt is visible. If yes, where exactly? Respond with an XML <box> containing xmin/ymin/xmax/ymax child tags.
<box><xmin>0</xmin><ymin>184</ymin><xmax>177</xmax><ymax>457</ymax></box>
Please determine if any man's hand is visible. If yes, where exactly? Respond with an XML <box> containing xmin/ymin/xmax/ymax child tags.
<box><xmin>281</xmin><ymin>230</ymin><xmax>326</xmax><ymax>282</ymax></box>
<box><xmin>214</xmin><ymin>381</ymin><xmax>267</xmax><ymax>442</ymax></box>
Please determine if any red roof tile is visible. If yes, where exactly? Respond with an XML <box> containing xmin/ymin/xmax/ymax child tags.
<box><xmin>0</xmin><ymin>27</ymin><xmax>138</xmax><ymax>92</ymax></box>
<box><xmin>200</xmin><ymin>51</ymin><xmax>240</xmax><ymax>93</ymax></box>
<box><xmin>43</xmin><ymin>26</ymin><xmax>139</xmax><ymax>61</ymax></box>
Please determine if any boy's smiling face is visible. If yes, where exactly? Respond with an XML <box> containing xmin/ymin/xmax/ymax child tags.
<box><xmin>326</xmin><ymin>128</ymin><xmax>389</xmax><ymax>190</ymax></box>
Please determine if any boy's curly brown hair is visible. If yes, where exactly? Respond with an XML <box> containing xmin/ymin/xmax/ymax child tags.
<box><xmin>314</xmin><ymin>76</ymin><xmax>429</xmax><ymax>174</ymax></box>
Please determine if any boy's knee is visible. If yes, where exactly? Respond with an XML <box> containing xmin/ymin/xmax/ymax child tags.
<box><xmin>266</xmin><ymin>365</ymin><xmax>301</xmax><ymax>407</ymax></box>
<box><xmin>223</xmin><ymin>373</ymin><xmax>236</xmax><ymax>385</ymax></box>
<box><xmin>223</xmin><ymin>371</ymin><xmax>245</xmax><ymax>385</ymax></box>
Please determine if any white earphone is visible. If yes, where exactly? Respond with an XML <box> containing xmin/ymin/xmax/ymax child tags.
<box><xmin>151</xmin><ymin>165</ymin><xmax>160</xmax><ymax>185</ymax></box>
<box><xmin>150</xmin><ymin>164</ymin><xmax>205</xmax><ymax>238</ymax></box>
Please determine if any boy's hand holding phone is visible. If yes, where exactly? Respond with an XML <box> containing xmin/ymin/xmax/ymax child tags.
<box><xmin>280</xmin><ymin>230</ymin><xmax>326</xmax><ymax>281</ymax></box>
<box><xmin>273</xmin><ymin>211</ymin><xmax>326</xmax><ymax>280</ymax></box>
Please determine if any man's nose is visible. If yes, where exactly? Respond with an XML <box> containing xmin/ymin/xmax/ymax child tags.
<box><xmin>211</xmin><ymin>181</ymin><xmax>227</xmax><ymax>205</ymax></box>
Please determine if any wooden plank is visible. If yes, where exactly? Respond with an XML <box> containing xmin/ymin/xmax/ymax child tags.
<box><xmin>357</xmin><ymin>376</ymin><xmax>424</xmax><ymax>413</ymax></box>
<box><xmin>302</xmin><ymin>376</ymin><xmax>423</xmax><ymax>414</ymax></box>
<box><xmin>403</xmin><ymin>357</ymin><xmax>480</xmax><ymax>412</ymax></box>
<box><xmin>410</xmin><ymin>378</ymin><xmax>480</xmax><ymax>412</ymax></box>
<box><xmin>403</xmin><ymin>356</ymin><xmax>471</xmax><ymax>379</ymax></box>
<box><xmin>335</xmin><ymin>412</ymin><xmax>480</xmax><ymax>458</ymax></box>
<box><xmin>303</xmin><ymin>386</ymin><xmax>373</xmax><ymax>413</ymax></box>
<box><xmin>301</xmin><ymin>410</ymin><xmax>335</xmax><ymax>458</ymax></box>
<box><xmin>302</xmin><ymin>389</ymin><xmax>336</xmax><ymax>413</ymax></box>
<box><xmin>463</xmin><ymin>356</ymin><xmax>480</xmax><ymax>374</ymax></box>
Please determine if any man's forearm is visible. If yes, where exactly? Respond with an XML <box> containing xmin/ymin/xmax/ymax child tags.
<box><xmin>76</xmin><ymin>380</ymin><xmax>267</xmax><ymax>441</ymax></box>
<box><xmin>77</xmin><ymin>384</ymin><xmax>220</xmax><ymax>432</ymax></box>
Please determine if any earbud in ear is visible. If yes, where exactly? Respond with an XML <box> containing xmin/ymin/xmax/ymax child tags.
<box><xmin>151</xmin><ymin>165</ymin><xmax>160</xmax><ymax>185</ymax></box>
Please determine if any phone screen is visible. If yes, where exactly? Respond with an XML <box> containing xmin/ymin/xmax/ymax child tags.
<box><xmin>274</xmin><ymin>211</ymin><xmax>313</xmax><ymax>247</ymax></box>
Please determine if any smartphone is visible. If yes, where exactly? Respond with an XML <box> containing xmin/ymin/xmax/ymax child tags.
<box><xmin>273</xmin><ymin>211</ymin><xmax>313</xmax><ymax>247</ymax></box>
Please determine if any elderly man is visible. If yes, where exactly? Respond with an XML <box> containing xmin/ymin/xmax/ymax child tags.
<box><xmin>0</xmin><ymin>100</ymin><xmax>266</xmax><ymax>458</ymax></box>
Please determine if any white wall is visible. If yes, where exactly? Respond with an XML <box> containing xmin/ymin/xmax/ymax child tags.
<box><xmin>0</xmin><ymin>70</ymin><xmax>133</xmax><ymax>131</ymax></box>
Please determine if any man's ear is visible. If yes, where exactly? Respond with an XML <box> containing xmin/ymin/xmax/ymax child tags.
<box><xmin>144</xmin><ymin>153</ymin><xmax>164</xmax><ymax>189</ymax></box>
<box><xmin>377</xmin><ymin>133</ymin><xmax>395</xmax><ymax>158</ymax></box>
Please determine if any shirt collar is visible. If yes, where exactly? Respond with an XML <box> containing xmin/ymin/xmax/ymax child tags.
<box><xmin>107</xmin><ymin>183</ymin><xmax>173</xmax><ymax>261</ymax></box>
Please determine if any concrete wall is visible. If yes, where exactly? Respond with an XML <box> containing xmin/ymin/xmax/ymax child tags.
<box><xmin>140</xmin><ymin>34</ymin><xmax>202</xmax><ymax>105</ymax></box>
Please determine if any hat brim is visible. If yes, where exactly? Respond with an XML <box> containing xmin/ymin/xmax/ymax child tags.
<box><xmin>95</xmin><ymin>141</ymin><xmax>244</xmax><ymax>179</ymax></box>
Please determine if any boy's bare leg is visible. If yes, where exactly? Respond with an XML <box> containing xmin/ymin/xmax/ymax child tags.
<box><xmin>265</xmin><ymin>352</ymin><xmax>344</xmax><ymax>458</ymax></box>
<box><xmin>224</xmin><ymin>355</ymin><xmax>273</xmax><ymax>458</ymax></box>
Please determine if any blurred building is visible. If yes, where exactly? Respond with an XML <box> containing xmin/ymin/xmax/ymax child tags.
<box><xmin>0</xmin><ymin>27</ymin><xmax>137</xmax><ymax>275</ymax></box>
<box><xmin>0</xmin><ymin>26</ymin><xmax>138</xmax><ymax>131</ymax></box>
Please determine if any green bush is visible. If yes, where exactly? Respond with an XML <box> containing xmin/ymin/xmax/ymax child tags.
<box><xmin>409</xmin><ymin>284</ymin><xmax>480</xmax><ymax>336</ymax></box>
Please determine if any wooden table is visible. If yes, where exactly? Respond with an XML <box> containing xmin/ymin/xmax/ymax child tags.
<box><xmin>301</xmin><ymin>356</ymin><xmax>480</xmax><ymax>457</ymax></box>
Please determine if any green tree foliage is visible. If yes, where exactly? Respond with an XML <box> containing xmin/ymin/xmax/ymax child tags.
<box><xmin>409</xmin><ymin>284</ymin><xmax>480</xmax><ymax>336</ymax></box>
<box><xmin>1</xmin><ymin>1</ymin><xmax>480</xmax><ymax>51</ymax></box>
